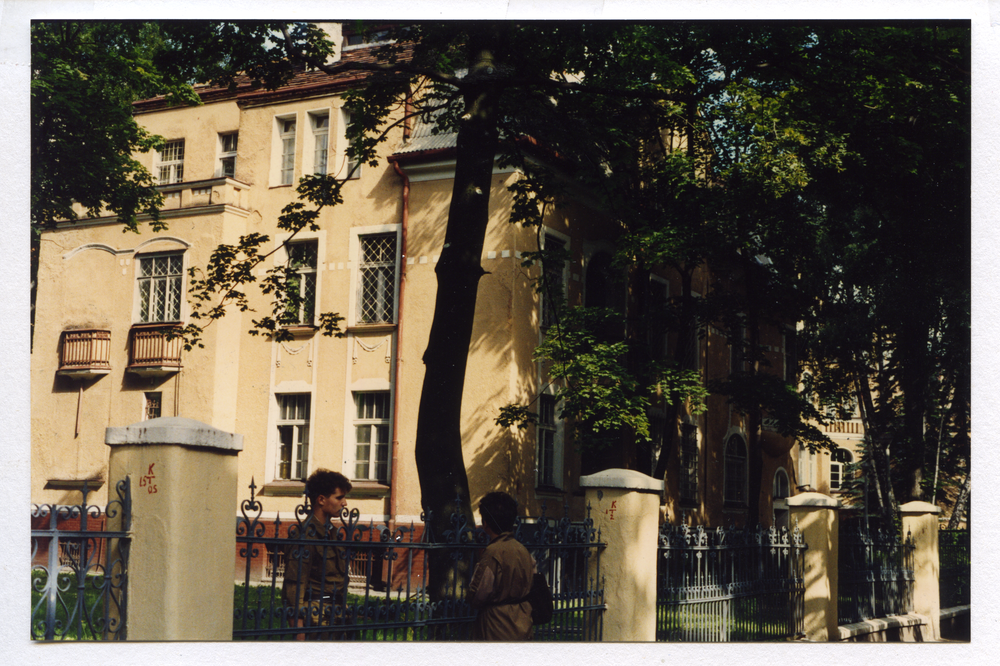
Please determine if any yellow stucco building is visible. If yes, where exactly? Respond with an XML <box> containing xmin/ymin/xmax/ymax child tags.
<box><xmin>31</xmin><ymin>29</ymin><xmax>804</xmax><ymax>536</ymax></box>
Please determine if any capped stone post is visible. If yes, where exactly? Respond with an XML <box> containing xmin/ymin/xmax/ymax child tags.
<box><xmin>580</xmin><ymin>468</ymin><xmax>663</xmax><ymax>641</ymax></box>
<box><xmin>106</xmin><ymin>417</ymin><xmax>243</xmax><ymax>640</ymax></box>
<box><xmin>788</xmin><ymin>492</ymin><xmax>841</xmax><ymax>641</ymax></box>
<box><xmin>901</xmin><ymin>500</ymin><xmax>942</xmax><ymax>640</ymax></box>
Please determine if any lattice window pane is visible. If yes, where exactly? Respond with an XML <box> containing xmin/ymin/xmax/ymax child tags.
<box><xmin>139</xmin><ymin>281</ymin><xmax>151</xmax><ymax>322</ymax></box>
<box><xmin>358</xmin><ymin>234</ymin><xmax>397</xmax><ymax>324</ymax></box>
<box><xmin>137</xmin><ymin>253</ymin><xmax>183</xmax><ymax>323</ymax></box>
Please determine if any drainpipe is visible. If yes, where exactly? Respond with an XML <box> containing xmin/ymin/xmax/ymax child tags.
<box><xmin>389</xmin><ymin>157</ymin><xmax>410</xmax><ymax>529</ymax></box>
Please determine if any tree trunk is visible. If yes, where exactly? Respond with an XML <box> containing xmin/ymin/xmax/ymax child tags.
<box><xmin>946</xmin><ymin>472</ymin><xmax>970</xmax><ymax>530</ymax></box>
<box><xmin>412</xmin><ymin>30</ymin><xmax>504</xmax><ymax>622</ymax></box>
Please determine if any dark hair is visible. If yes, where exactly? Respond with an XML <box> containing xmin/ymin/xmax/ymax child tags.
<box><xmin>305</xmin><ymin>469</ymin><xmax>352</xmax><ymax>504</ymax></box>
<box><xmin>478</xmin><ymin>491</ymin><xmax>518</xmax><ymax>534</ymax></box>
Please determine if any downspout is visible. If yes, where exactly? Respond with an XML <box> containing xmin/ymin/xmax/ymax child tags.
<box><xmin>389</xmin><ymin>156</ymin><xmax>410</xmax><ymax>528</ymax></box>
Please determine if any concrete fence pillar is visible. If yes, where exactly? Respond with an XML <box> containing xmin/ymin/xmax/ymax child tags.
<box><xmin>105</xmin><ymin>416</ymin><xmax>243</xmax><ymax>640</ymax></box>
<box><xmin>901</xmin><ymin>501</ymin><xmax>942</xmax><ymax>640</ymax></box>
<box><xmin>580</xmin><ymin>468</ymin><xmax>664</xmax><ymax>641</ymax></box>
<box><xmin>788</xmin><ymin>492</ymin><xmax>841</xmax><ymax>641</ymax></box>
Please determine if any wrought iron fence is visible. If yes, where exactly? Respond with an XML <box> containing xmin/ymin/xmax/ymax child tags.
<box><xmin>939</xmin><ymin>529</ymin><xmax>970</xmax><ymax>608</ymax></box>
<box><xmin>656</xmin><ymin>523</ymin><xmax>806</xmax><ymax>642</ymax></box>
<box><xmin>234</xmin><ymin>481</ymin><xmax>604</xmax><ymax>641</ymax></box>
<box><xmin>30</xmin><ymin>479</ymin><xmax>131</xmax><ymax>641</ymax></box>
<box><xmin>838</xmin><ymin>524</ymin><xmax>914</xmax><ymax>624</ymax></box>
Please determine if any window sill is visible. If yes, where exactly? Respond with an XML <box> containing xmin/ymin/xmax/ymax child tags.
<box><xmin>349</xmin><ymin>481</ymin><xmax>390</xmax><ymax>498</ymax></box>
<box><xmin>261</xmin><ymin>481</ymin><xmax>305</xmax><ymax>497</ymax></box>
<box><xmin>347</xmin><ymin>323</ymin><xmax>397</xmax><ymax>335</ymax></box>
<box><xmin>280</xmin><ymin>325</ymin><xmax>318</xmax><ymax>337</ymax></box>
<box><xmin>269</xmin><ymin>184</ymin><xmax>294</xmax><ymax>190</ymax></box>
<box><xmin>535</xmin><ymin>485</ymin><xmax>565</xmax><ymax>496</ymax></box>
<box><xmin>45</xmin><ymin>477</ymin><xmax>105</xmax><ymax>491</ymax></box>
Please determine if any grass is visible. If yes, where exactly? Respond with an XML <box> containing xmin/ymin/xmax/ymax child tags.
<box><xmin>233</xmin><ymin>583</ymin><xmax>435</xmax><ymax>640</ymax></box>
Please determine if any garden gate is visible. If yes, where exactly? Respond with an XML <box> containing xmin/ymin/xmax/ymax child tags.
<box><xmin>838</xmin><ymin>522</ymin><xmax>914</xmax><ymax>624</ymax></box>
<box><xmin>656</xmin><ymin>522</ymin><xmax>806</xmax><ymax>641</ymax></box>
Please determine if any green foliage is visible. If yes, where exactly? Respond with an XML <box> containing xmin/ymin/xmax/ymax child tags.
<box><xmin>30</xmin><ymin>21</ymin><xmax>197</xmax><ymax>233</ymax></box>
<box><xmin>517</xmin><ymin>305</ymin><xmax>707</xmax><ymax>452</ymax></box>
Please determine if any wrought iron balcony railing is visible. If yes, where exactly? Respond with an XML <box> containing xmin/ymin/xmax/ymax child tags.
<box><xmin>127</xmin><ymin>324</ymin><xmax>182</xmax><ymax>376</ymax></box>
<box><xmin>58</xmin><ymin>330</ymin><xmax>111</xmax><ymax>378</ymax></box>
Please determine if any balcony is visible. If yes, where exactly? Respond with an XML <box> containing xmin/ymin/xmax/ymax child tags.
<box><xmin>128</xmin><ymin>324</ymin><xmax>183</xmax><ymax>376</ymax></box>
<box><xmin>57</xmin><ymin>329</ymin><xmax>111</xmax><ymax>378</ymax></box>
<box><xmin>65</xmin><ymin>177</ymin><xmax>250</xmax><ymax>226</ymax></box>
<box><xmin>156</xmin><ymin>177</ymin><xmax>250</xmax><ymax>214</ymax></box>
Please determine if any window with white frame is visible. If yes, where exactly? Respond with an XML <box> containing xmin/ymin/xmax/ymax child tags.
<box><xmin>339</xmin><ymin>108</ymin><xmax>360</xmax><ymax>179</ymax></box>
<box><xmin>310</xmin><ymin>113</ymin><xmax>329</xmax><ymax>175</ymax></box>
<box><xmin>536</xmin><ymin>394</ymin><xmax>561</xmax><ymax>488</ymax></box>
<box><xmin>773</xmin><ymin>468</ymin><xmax>790</xmax><ymax>529</ymax></box>
<box><xmin>283</xmin><ymin>240</ymin><xmax>318</xmax><ymax>325</ymax></box>
<box><xmin>830</xmin><ymin>448</ymin><xmax>853</xmax><ymax>491</ymax></box>
<box><xmin>773</xmin><ymin>468</ymin><xmax>789</xmax><ymax>498</ymax></box>
<box><xmin>217</xmin><ymin>132</ymin><xmax>238</xmax><ymax>178</ymax></box>
<box><xmin>724</xmin><ymin>435</ymin><xmax>748</xmax><ymax>505</ymax></box>
<box><xmin>678</xmin><ymin>422</ymin><xmax>699</xmax><ymax>503</ymax></box>
<box><xmin>797</xmin><ymin>444</ymin><xmax>815</xmax><ymax>489</ymax></box>
<box><xmin>353</xmin><ymin>391</ymin><xmax>391</xmax><ymax>483</ymax></box>
<box><xmin>541</xmin><ymin>234</ymin><xmax>566</xmax><ymax>333</ymax></box>
<box><xmin>137</xmin><ymin>252</ymin><xmax>183</xmax><ymax>323</ymax></box>
<box><xmin>156</xmin><ymin>139</ymin><xmax>185</xmax><ymax>184</ymax></box>
<box><xmin>357</xmin><ymin>233</ymin><xmax>397</xmax><ymax>324</ymax></box>
<box><xmin>344</xmin><ymin>29</ymin><xmax>391</xmax><ymax>49</ymax></box>
<box><xmin>276</xmin><ymin>394</ymin><xmax>311</xmax><ymax>481</ymax></box>
<box><xmin>278</xmin><ymin>117</ymin><xmax>297</xmax><ymax>185</ymax></box>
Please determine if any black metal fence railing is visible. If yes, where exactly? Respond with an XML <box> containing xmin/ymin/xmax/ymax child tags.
<box><xmin>939</xmin><ymin>529</ymin><xmax>970</xmax><ymax>608</ymax></box>
<box><xmin>838</xmin><ymin>525</ymin><xmax>914</xmax><ymax>625</ymax></box>
<box><xmin>656</xmin><ymin>523</ymin><xmax>807</xmax><ymax>642</ymax></box>
<box><xmin>30</xmin><ymin>479</ymin><xmax>131</xmax><ymax>641</ymax></box>
<box><xmin>234</xmin><ymin>481</ymin><xmax>605</xmax><ymax>641</ymax></box>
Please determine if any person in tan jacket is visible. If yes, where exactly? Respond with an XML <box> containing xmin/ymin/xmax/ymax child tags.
<box><xmin>282</xmin><ymin>469</ymin><xmax>352</xmax><ymax>640</ymax></box>
<box><xmin>468</xmin><ymin>491</ymin><xmax>535</xmax><ymax>640</ymax></box>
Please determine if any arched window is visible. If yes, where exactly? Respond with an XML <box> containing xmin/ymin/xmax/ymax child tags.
<box><xmin>830</xmin><ymin>448</ymin><xmax>853</xmax><ymax>491</ymax></box>
<box><xmin>772</xmin><ymin>468</ymin><xmax>790</xmax><ymax>530</ymax></box>
<box><xmin>772</xmin><ymin>468</ymin><xmax>789</xmax><ymax>499</ymax></box>
<box><xmin>724</xmin><ymin>435</ymin><xmax>747</xmax><ymax>505</ymax></box>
